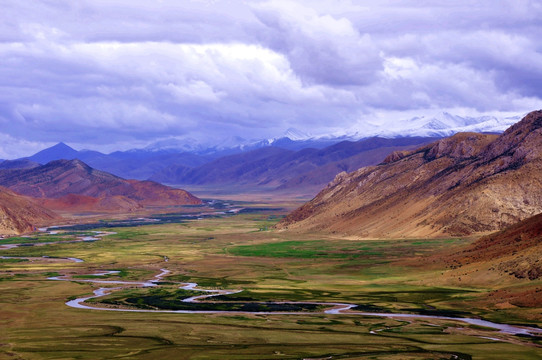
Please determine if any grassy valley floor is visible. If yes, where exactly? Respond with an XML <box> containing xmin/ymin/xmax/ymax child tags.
<box><xmin>1</xmin><ymin>200</ymin><xmax>541</xmax><ymax>359</ymax></box>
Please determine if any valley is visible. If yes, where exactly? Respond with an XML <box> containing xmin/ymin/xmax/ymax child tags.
<box><xmin>2</xmin><ymin>112</ymin><xmax>542</xmax><ymax>359</ymax></box>
<box><xmin>4</xmin><ymin>2</ymin><xmax>541</xmax><ymax>359</ymax></box>
<box><xmin>1</xmin><ymin>198</ymin><xmax>541</xmax><ymax>359</ymax></box>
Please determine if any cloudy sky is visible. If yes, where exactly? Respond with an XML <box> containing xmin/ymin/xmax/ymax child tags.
<box><xmin>1</xmin><ymin>0</ymin><xmax>541</xmax><ymax>158</ymax></box>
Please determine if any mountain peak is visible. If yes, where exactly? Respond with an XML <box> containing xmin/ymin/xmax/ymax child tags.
<box><xmin>52</xmin><ymin>142</ymin><xmax>73</xmax><ymax>149</ymax></box>
<box><xmin>482</xmin><ymin>109</ymin><xmax>542</xmax><ymax>164</ymax></box>
<box><xmin>503</xmin><ymin>109</ymin><xmax>542</xmax><ymax>135</ymax></box>
<box><xmin>28</xmin><ymin>142</ymin><xmax>79</xmax><ymax>164</ymax></box>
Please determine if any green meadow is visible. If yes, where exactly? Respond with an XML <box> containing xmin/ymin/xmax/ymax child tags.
<box><xmin>1</xmin><ymin>208</ymin><xmax>541</xmax><ymax>359</ymax></box>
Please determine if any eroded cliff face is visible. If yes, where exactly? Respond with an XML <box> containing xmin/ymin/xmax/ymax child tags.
<box><xmin>278</xmin><ymin>110</ymin><xmax>542</xmax><ymax>238</ymax></box>
<box><xmin>0</xmin><ymin>186</ymin><xmax>59</xmax><ymax>235</ymax></box>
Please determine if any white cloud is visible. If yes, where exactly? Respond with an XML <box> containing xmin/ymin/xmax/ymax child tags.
<box><xmin>253</xmin><ymin>1</ymin><xmax>382</xmax><ymax>85</ymax></box>
<box><xmin>0</xmin><ymin>133</ymin><xmax>53</xmax><ymax>159</ymax></box>
<box><xmin>0</xmin><ymin>0</ymin><xmax>541</xmax><ymax>157</ymax></box>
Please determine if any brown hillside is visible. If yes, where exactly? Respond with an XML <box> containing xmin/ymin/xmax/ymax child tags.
<box><xmin>125</xmin><ymin>180</ymin><xmax>202</xmax><ymax>206</ymax></box>
<box><xmin>451</xmin><ymin>212</ymin><xmax>542</xmax><ymax>280</ymax></box>
<box><xmin>278</xmin><ymin>110</ymin><xmax>542</xmax><ymax>238</ymax></box>
<box><xmin>38</xmin><ymin>194</ymin><xmax>141</xmax><ymax>213</ymax></box>
<box><xmin>0</xmin><ymin>186</ymin><xmax>60</xmax><ymax>235</ymax></box>
<box><xmin>0</xmin><ymin>159</ymin><xmax>202</xmax><ymax>210</ymax></box>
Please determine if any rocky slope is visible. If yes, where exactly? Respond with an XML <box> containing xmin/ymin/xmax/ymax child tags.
<box><xmin>278</xmin><ymin>110</ymin><xmax>542</xmax><ymax>237</ymax></box>
<box><xmin>451</xmin><ymin>212</ymin><xmax>542</xmax><ymax>280</ymax></box>
<box><xmin>0</xmin><ymin>159</ymin><xmax>202</xmax><ymax>211</ymax></box>
<box><xmin>0</xmin><ymin>186</ymin><xmax>60</xmax><ymax>235</ymax></box>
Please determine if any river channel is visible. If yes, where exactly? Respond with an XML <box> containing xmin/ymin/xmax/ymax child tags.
<box><xmin>2</xmin><ymin>206</ymin><xmax>541</xmax><ymax>344</ymax></box>
<box><xmin>49</xmin><ymin>267</ymin><xmax>542</xmax><ymax>340</ymax></box>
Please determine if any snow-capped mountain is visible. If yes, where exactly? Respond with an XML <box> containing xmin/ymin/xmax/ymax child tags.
<box><xmin>345</xmin><ymin>112</ymin><xmax>523</xmax><ymax>139</ymax></box>
<box><xmin>144</xmin><ymin>137</ymin><xmax>208</xmax><ymax>153</ymax></box>
<box><xmin>399</xmin><ymin>112</ymin><xmax>522</xmax><ymax>137</ymax></box>
<box><xmin>280</xmin><ymin>128</ymin><xmax>313</xmax><ymax>141</ymax></box>
<box><xmin>144</xmin><ymin>135</ymin><xmax>263</xmax><ymax>155</ymax></box>
<box><xmin>15</xmin><ymin>111</ymin><xmax>525</xmax><ymax>182</ymax></box>
<box><xmin>144</xmin><ymin>128</ymin><xmax>316</xmax><ymax>154</ymax></box>
<box><xmin>141</xmin><ymin>113</ymin><xmax>522</xmax><ymax>154</ymax></box>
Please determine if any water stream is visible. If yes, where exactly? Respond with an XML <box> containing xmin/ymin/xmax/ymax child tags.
<box><xmin>3</xmin><ymin>212</ymin><xmax>541</xmax><ymax>343</ymax></box>
<box><xmin>53</xmin><ymin>268</ymin><xmax>542</xmax><ymax>339</ymax></box>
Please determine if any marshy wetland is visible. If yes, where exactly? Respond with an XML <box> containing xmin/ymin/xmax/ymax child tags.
<box><xmin>1</xmin><ymin>200</ymin><xmax>541</xmax><ymax>359</ymax></box>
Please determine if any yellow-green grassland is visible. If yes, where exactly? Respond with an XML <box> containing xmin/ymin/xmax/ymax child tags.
<box><xmin>1</xmin><ymin>198</ymin><xmax>541</xmax><ymax>360</ymax></box>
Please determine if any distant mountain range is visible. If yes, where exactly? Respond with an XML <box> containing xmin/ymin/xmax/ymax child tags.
<box><xmin>141</xmin><ymin>112</ymin><xmax>521</xmax><ymax>152</ymax></box>
<box><xmin>6</xmin><ymin>137</ymin><xmax>438</xmax><ymax>194</ymax></box>
<box><xmin>0</xmin><ymin>112</ymin><xmax>523</xmax><ymax>196</ymax></box>
<box><xmin>16</xmin><ymin>142</ymin><xmax>212</xmax><ymax>180</ymax></box>
<box><xmin>0</xmin><ymin>112</ymin><xmax>520</xmax><ymax>179</ymax></box>
<box><xmin>0</xmin><ymin>111</ymin><xmax>532</xmax><ymax>236</ymax></box>
<box><xmin>150</xmin><ymin>137</ymin><xmax>440</xmax><ymax>192</ymax></box>
<box><xmin>278</xmin><ymin>110</ymin><xmax>542</xmax><ymax>237</ymax></box>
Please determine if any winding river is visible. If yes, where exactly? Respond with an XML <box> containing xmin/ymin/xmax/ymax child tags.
<box><xmin>52</xmin><ymin>268</ymin><xmax>542</xmax><ymax>339</ymax></box>
<box><xmin>2</xmin><ymin>221</ymin><xmax>541</xmax><ymax>343</ymax></box>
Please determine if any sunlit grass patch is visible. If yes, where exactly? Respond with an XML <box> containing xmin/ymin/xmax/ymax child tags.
<box><xmin>227</xmin><ymin>240</ymin><xmax>385</xmax><ymax>259</ymax></box>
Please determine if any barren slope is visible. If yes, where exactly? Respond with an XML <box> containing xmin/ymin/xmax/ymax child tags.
<box><xmin>0</xmin><ymin>186</ymin><xmax>60</xmax><ymax>235</ymax></box>
<box><xmin>278</xmin><ymin>110</ymin><xmax>542</xmax><ymax>237</ymax></box>
<box><xmin>452</xmin><ymin>212</ymin><xmax>542</xmax><ymax>281</ymax></box>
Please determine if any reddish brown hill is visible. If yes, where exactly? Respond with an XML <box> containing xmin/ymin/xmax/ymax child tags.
<box><xmin>0</xmin><ymin>159</ymin><xmax>201</xmax><ymax>211</ymax></box>
<box><xmin>125</xmin><ymin>179</ymin><xmax>201</xmax><ymax>206</ymax></box>
<box><xmin>278</xmin><ymin>110</ymin><xmax>542</xmax><ymax>238</ymax></box>
<box><xmin>37</xmin><ymin>194</ymin><xmax>141</xmax><ymax>213</ymax></box>
<box><xmin>451</xmin><ymin>212</ymin><xmax>542</xmax><ymax>280</ymax></box>
<box><xmin>0</xmin><ymin>186</ymin><xmax>60</xmax><ymax>235</ymax></box>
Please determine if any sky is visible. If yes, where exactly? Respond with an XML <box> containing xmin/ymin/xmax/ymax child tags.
<box><xmin>1</xmin><ymin>0</ymin><xmax>541</xmax><ymax>158</ymax></box>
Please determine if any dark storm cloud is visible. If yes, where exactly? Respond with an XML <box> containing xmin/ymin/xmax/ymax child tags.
<box><xmin>0</xmin><ymin>0</ymin><xmax>540</xmax><ymax>158</ymax></box>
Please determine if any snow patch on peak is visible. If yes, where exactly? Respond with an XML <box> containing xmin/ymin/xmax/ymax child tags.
<box><xmin>144</xmin><ymin>137</ymin><xmax>205</xmax><ymax>153</ymax></box>
<box><xmin>139</xmin><ymin>112</ymin><xmax>524</xmax><ymax>155</ymax></box>
<box><xmin>349</xmin><ymin>112</ymin><xmax>523</xmax><ymax>139</ymax></box>
<box><xmin>283</xmin><ymin>128</ymin><xmax>312</xmax><ymax>141</ymax></box>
